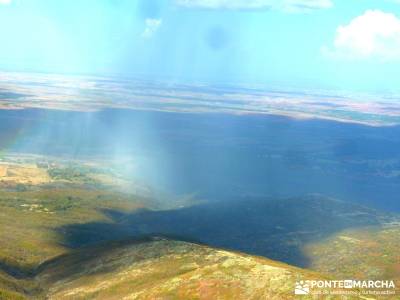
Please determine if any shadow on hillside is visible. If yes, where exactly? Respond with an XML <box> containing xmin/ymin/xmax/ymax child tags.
<box><xmin>0</xmin><ymin>234</ymin><xmax>204</xmax><ymax>298</ymax></box>
<box><xmin>0</xmin><ymin>259</ymin><xmax>33</xmax><ymax>279</ymax></box>
<box><xmin>54</xmin><ymin>195</ymin><xmax>385</xmax><ymax>269</ymax></box>
<box><xmin>34</xmin><ymin>234</ymin><xmax>206</xmax><ymax>284</ymax></box>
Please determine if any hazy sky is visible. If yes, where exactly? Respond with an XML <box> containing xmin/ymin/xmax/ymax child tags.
<box><xmin>1</xmin><ymin>0</ymin><xmax>400</xmax><ymax>91</ymax></box>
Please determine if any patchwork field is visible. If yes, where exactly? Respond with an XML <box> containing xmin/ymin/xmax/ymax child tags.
<box><xmin>0</xmin><ymin>163</ymin><xmax>50</xmax><ymax>185</ymax></box>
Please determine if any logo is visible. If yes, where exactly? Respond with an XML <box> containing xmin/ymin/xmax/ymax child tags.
<box><xmin>294</xmin><ymin>279</ymin><xmax>396</xmax><ymax>296</ymax></box>
<box><xmin>295</xmin><ymin>281</ymin><xmax>310</xmax><ymax>295</ymax></box>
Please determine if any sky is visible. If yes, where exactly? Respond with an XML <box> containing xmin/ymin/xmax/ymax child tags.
<box><xmin>1</xmin><ymin>0</ymin><xmax>400</xmax><ymax>92</ymax></box>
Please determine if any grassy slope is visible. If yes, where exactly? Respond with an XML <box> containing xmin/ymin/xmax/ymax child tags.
<box><xmin>0</xmin><ymin>289</ymin><xmax>26</xmax><ymax>300</ymax></box>
<box><xmin>0</xmin><ymin>187</ymin><xmax>146</xmax><ymax>300</ymax></box>
<box><xmin>37</xmin><ymin>238</ymin><xmax>337</xmax><ymax>300</ymax></box>
<box><xmin>0</xmin><ymin>158</ymin><xmax>399</xmax><ymax>299</ymax></box>
<box><xmin>0</xmin><ymin>187</ymin><xmax>362</xmax><ymax>300</ymax></box>
<box><xmin>1</xmin><ymin>191</ymin><xmax>400</xmax><ymax>299</ymax></box>
<box><xmin>305</xmin><ymin>224</ymin><xmax>400</xmax><ymax>289</ymax></box>
<box><xmin>0</xmin><ymin>270</ymin><xmax>30</xmax><ymax>300</ymax></box>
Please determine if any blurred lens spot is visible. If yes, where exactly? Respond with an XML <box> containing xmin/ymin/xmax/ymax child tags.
<box><xmin>205</xmin><ymin>26</ymin><xmax>230</xmax><ymax>51</ymax></box>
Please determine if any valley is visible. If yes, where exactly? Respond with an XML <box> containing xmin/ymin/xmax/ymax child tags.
<box><xmin>0</xmin><ymin>154</ymin><xmax>398</xmax><ymax>299</ymax></box>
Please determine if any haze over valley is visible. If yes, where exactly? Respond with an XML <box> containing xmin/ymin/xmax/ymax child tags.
<box><xmin>1</xmin><ymin>0</ymin><xmax>400</xmax><ymax>298</ymax></box>
<box><xmin>0</xmin><ymin>83</ymin><xmax>400</xmax><ymax>298</ymax></box>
